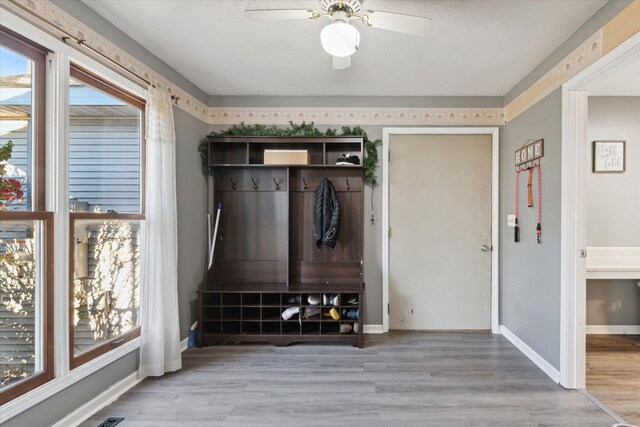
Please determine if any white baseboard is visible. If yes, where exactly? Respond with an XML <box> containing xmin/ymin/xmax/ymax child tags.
<box><xmin>52</xmin><ymin>372</ymin><xmax>141</xmax><ymax>427</ymax></box>
<box><xmin>500</xmin><ymin>325</ymin><xmax>560</xmax><ymax>384</ymax></box>
<box><xmin>364</xmin><ymin>324</ymin><xmax>384</xmax><ymax>334</ymax></box>
<box><xmin>62</xmin><ymin>339</ymin><xmax>189</xmax><ymax>427</ymax></box>
<box><xmin>587</xmin><ymin>325</ymin><xmax>640</xmax><ymax>335</ymax></box>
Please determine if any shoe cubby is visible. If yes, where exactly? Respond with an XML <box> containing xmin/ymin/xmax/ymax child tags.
<box><xmin>261</xmin><ymin>306</ymin><xmax>281</xmax><ymax>321</ymax></box>
<box><xmin>302</xmin><ymin>322</ymin><xmax>321</xmax><ymax>335</ymax></box>
<box><xmin>202</xmin><ymin>307</ymin><xmax>221</xmax><ymax>320</ymax></box>
<box><xmin>325</xmin><ymin>141</ymin><xmax>363</xmax><ymax>166</ymax></box>
<box><xmin>199</xmin><ymin>136</ymin><xmax>365</xmax><ymax>348</ymax></box>
<box><xmin>198</xmin><ymin>286</ymin><xmax>363</xmax><ymax>347</ymax></box>
<box><xmin>222</xmin><ymin>307</ymin><xmax>241</xmax><ymax>320</ymax></box>
<box><xmin>242</xmin><ymin>293</ymin><xmax>261</xmax><ymax>306</ymax></box>
<box><xmin>242</xmin><ymin>307</ymin><xmax>260</xmax><ymax>321</ymax></box>
<box><xmin>221</xmin><ymin>321</ymin><xmax>241</xmax><ymax>335</ymax></box>
<box><xmin>242</xmin><ymin>321</ymin><xmax>261</xmax><ymax>335</ymax></box>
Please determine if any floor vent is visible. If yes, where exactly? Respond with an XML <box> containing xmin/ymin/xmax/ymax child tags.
<box><xmin>97</xmin><ymin>418</ymin><xmax>124</xmax><ymax>427</ymax></box>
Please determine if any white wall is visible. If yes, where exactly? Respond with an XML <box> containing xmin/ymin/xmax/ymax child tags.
<box><xmin>586</xmin><ymin>96</ymin><xmax>640</xmax><ymax>327</ymax></box>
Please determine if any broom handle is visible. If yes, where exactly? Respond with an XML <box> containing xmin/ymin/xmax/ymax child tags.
<box><xmin>208</xmin><ymin>203</ymin><xmax>222</xmax><ymax>269</ymax></box>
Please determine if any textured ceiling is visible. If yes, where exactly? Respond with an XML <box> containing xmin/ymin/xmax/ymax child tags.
<box><xmin>588</xmin><ymin>57</ymin><xmax>640</xmax><ymax>96</ymax></box>
<box><xmin>82</xmin><ymin>0</ymin><xmax>607</xmax><ymax>97</ymax></box>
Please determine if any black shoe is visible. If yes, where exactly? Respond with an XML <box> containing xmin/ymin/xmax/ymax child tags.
<box><xmin>336</xmin><ymin>153</ymin><xmax>360</xmax><ymax>166</ymax></box>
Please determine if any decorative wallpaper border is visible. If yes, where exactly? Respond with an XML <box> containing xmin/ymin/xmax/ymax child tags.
<box><xmin>208</xmin><ymin>107</ymin><xmax>506</xmax><ymax>126</ymax></box>
<box><xmin>3</xmin><ymin>0</ymin><xmax>638</xmax><ymax>127</ymax></box>
<box><xmin>1</xmin><ymin>0</ymin><xmax>210</xmax><ymax>122</ymax></box>
<box><xmin>505</xmin><ymin>30</ymin><xmax>603</xmax><ymax>122</ymax></box>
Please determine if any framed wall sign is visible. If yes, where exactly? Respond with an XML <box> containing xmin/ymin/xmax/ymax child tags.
<box><xmin>515</xmin><ymin>139</ymin><xmax>544</xmax><ymax>167</ymax></box>
<box><xmin>593</xmin><ymin>140</ymin><xmax>625</xmax><ymax>173</ymax></box>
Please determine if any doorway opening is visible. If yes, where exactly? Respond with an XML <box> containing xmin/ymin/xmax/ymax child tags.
<box><xmin>561</xmin><ymin>30</ymin><xmax>640</xmax><ymax>424</ymax></box>
<box><xmin>381</xmin><ymin>128</ymin><xmax>500</xmax><ymax>333</ymax></box>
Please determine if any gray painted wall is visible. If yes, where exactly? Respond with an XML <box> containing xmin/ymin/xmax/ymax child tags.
<box><xmin>175</xmin><ymin>106</ymin><xmax>209</xmax><ymax>336</ymax></box>
<box><xmin>504</xmin><ymin>0</ymin><xmax>633</xmax><ymax>104</ymax></box>
<box><xmin>500</xmin><ymin>88</ymin><xmax>563</xmax><ymax>370</ymax></box>
<box><xmin>3</xmin><ymin>351</ymin><xmax>138</xmax><ymax>427</ymax></box>
<box><xmin>586</xmin><ymin>96</ymin><xmax>640</xmax><ymax>326</ymax></box>
<box><xmin>587</xmin><ymin>280</ymin><xmax>640</xmax><ymax>325</ymax></box>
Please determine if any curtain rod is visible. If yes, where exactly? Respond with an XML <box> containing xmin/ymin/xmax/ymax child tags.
<box><xmin>8</xmin><ymin>0</ymin><xmax>151</xmax><ymax>87</ymax></box>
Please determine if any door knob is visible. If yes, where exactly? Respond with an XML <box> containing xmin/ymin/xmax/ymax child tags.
<box><xmin>480</xmin><ymin>245</ymin><xmax>490</xmax><ymax>252</ymax></box>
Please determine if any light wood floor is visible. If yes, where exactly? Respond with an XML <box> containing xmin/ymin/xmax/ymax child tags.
<box><xmin>587</xmin><ymin>334</ymin><xmax>640</xmax><ymax>425</ymax></box>
<box><xmin>82</xmin><ymin>332</ymin><xmax>615</xmax><ymax>426</ymax></box>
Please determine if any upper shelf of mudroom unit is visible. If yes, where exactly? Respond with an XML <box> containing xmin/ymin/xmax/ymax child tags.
<box><xmin>207</xmin><ymin>136</ymin><xmax>364</xmax><ymax>167</ymax></box>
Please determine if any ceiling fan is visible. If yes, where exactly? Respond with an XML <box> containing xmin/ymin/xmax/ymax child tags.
<box><xmin>245</xmin><ymin>0</ymin><xmax>432</xmax><ymax>70</ymax></box>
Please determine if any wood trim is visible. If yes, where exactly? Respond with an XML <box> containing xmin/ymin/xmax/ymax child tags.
<box><xmin>0</xmin><ymin>211</ymin><xmax>54</xmax><ymax>221</ymax></box>
<box><xmin>70</xmin><ymin>63</ymin><xmax>145</xmax><ymax>110</ymax></box>
<box><xmin>602</xmin><ymin>0</ymin><xmax>640</xmax><ymax>55</ymax></box>
<box><xmin>67</xmin><ymin>213</ymin><xmax>143</xmax><ymax>370</ymax></box>
<box><xmin>69</xmin><ymin>212</ymin><xmax>145</xmax><ymax>221</ymax></box>
<box><xmin>69</xmin><ymin>327</ymin><xmax>140</xmax><ymax>370</ymax></box>
<box><xmin>1</xmin><ymin>24</ymin><xmax>48</xmax><ymax>212</ymax></box>
<box><xmin>0</xmin><ymin>213</ymin><xmax>54</xmax><ymax>405</ymax></box>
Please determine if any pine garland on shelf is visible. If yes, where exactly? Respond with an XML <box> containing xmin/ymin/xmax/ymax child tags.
<box><xmin>198</xmin><ymin>122</ymin><xmax>381</xmax><ymax>184</ymax></box>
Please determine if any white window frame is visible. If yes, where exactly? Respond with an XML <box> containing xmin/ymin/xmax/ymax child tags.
<box><xmin>0</xmin><ymin>9</ymin><xmax>146</xmax><ymax>422</ymax></box>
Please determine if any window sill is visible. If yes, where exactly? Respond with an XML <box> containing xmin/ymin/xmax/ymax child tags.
<box><xmin>0</xmin><ymin>337</ymin><xmax>141</xmax><ymax>423</ymax></box>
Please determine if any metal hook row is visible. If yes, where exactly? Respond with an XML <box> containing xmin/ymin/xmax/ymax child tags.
<box><xmin>302</xmin><ymin>177</ymin><xmax>350</xmax><ymax>190</ymax></box>
<box><xmin>228</xmin><ymin>177</ymin><xmax>283</xmax><ymax>190</ymax></box>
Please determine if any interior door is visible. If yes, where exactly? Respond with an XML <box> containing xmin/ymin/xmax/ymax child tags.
<box><xmin>389</xmin><ymin>134</ymin><xmax>492</xmax><ymax>330</ymax></box>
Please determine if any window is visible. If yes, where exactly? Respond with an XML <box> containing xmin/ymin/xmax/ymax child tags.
<box><xmin>68</xmin><ymin>64</ymin><xmax>145</xmax><ymax>368</ymax></box>
<box><xmin>0</xmin><ymin>25</ymin><xmax>53</xmax><ymax>404</ymax></box>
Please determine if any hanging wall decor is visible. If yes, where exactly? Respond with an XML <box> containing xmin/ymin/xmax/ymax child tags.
<box><xmin>593</xmin><ymin>140</ymin><xmax>625</xmax><ymax>173</ymax></box>
<box><xmin>514</xmin><ymin>139</ymin><xmax>544</xmax><ymax>244</ymax></box>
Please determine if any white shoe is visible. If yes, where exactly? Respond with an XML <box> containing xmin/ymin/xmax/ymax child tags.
<box><xmin>281</xmin><ymin>307</ymin><xmax>300</xmax><ymax>320</ymax></box>
<box><xmin>307</xmin><ymin>294</ymin><xmax>321</xmax><ymax>305</ymax></box>
<box><xmin>340</xmin><ymin>323</ymin><xmax>353</xmax><ymax>333</ymax></box>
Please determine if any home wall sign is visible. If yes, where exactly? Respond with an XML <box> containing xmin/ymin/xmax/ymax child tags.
<box><xmin>515</xmin><ymin>138</ymin><xmax>544</xmax><ymax>167</ymax></box>
<box><xmin>514</xmin><ymin>138</ymin><xmax>544</xmax><ymax>244</ymax></box>
<box><xmin>593</xmin><ymin>140</ymin><xmax>625</xmax><ymax>173</ymax></box>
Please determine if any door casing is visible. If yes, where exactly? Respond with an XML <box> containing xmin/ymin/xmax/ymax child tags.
<box><xmin>382</xmin><ymin>127</ymin><xmax>500</xmax><ymax>333</ymax></box>
<box><xmin>560</xmin><ymin>31</ymin><xmax>640</xmax><ymax>390</ymax></box>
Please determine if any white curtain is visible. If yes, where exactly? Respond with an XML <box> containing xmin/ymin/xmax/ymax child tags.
<box><xmin>139</xmin><ymin>86</ymin><xmax>181</xmax><ymax>378</ymax></box>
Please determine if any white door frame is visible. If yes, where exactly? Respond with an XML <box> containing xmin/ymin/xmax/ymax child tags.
<box><xmin>382</xmin><ymin>127</ymin><xmax>500</xmax><ymax>333</ymax></box>
<box><xmin>560</xmin><ymin>31</ymin><xmax>640</xmax><ymax>389</ymax></box>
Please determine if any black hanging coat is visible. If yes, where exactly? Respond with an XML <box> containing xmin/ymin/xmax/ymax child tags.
<box><xmin>313</xmin><ymin>177</ymin><xmax>340</xmax><ymax>249</ymax></box>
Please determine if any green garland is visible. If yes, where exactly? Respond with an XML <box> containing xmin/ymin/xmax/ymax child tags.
<box><xmin>198</xmin><ymin>121</ymin><xmax>381</xmax><ymax>184</ymax></box>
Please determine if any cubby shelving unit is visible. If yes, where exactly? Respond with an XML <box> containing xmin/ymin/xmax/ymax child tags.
<box><xmin>198</xmin><ymin>136</ymin><xmax>365</xmax><ymax>347</ymax></box>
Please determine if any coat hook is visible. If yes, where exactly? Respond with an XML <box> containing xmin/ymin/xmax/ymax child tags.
<box><xmin>273</xmin><ymin>177</ymin><xmax>283</xmax><ymax>190</ymax></box>
<box><xmin>171</xmin><ymin>95</ymin><xmax>180</xmax><ymax>106</ymax></box>
<box><xmin>251</xmin><ymin>177</ymin><xmax>259</xmax><ymax>190</ymax></box>
<box><xmin>303</xmin><ymin>178</ymin><xmax>308</xmax><ymax>190</ymax></box>
<box><xmin>346</xmin><ymin>177</ymin><xmax>350</xmax><ymax>190</ymax></box>
<box><xmin>229</xmin><ymin>177</ymin><xmax>238</xmax><ymax>190</ymax></box>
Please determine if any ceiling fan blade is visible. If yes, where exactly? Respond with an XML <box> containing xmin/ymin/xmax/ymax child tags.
<box><xmin>245</xmin><ymin>9</ymin><xmax>320</xmax><ymax>21</ymax></box>
<box><xmin>362</xmin><ymin>10</ymin><xmax>432</xmax><ymax>37</ymax></box>
<box><xmin>333</xmin><ymin>55</ymin><xmax>351</xmax><ymax>70</ymax></box>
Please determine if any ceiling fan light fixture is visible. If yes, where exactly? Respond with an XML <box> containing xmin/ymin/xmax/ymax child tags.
<box><xmin>320</xmin><ymin>21</ymin><xmax>360</xmax><ymax>57</ymax></box>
